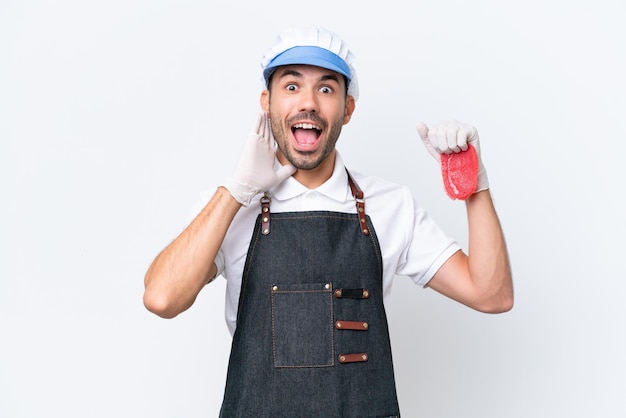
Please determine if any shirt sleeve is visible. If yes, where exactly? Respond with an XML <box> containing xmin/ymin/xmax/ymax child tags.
<box><xmin>396</xmin><ymin>194</ymin><xmax>461</xmax><ymax>287</ymax></box>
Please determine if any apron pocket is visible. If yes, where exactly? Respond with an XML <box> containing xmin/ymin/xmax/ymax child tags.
<box><xmin>271</xmin><ymin>282</ymin><xmax>334</xmax><ymax>368</ymax></box>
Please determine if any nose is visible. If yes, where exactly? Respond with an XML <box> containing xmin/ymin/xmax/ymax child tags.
<box><xmin>298</xmin><ymin>87</ymin><xmax>319</xmax><ymax>113</ymax></box>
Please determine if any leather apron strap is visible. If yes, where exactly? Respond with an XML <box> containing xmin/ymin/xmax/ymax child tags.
<box><xmin>260</xmin><ymin>169</ymin><xmax>369</xmax><ymax>236</ymax></box>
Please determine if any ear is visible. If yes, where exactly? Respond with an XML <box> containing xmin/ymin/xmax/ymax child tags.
<box><xmin>260</xmin><ymin>90</ymin><xmax>270</xmax><ymax>115</ymax></box>
<box><xmin>343</xmin><ymin>95</ymin><xmax>356</xmax><ymax>125</ymax></box>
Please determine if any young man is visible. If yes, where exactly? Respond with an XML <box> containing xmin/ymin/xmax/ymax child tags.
<box><xmin>144</xmin><ymin>26</ymin><xmax>513</xmax><ymax>417</ymax></box>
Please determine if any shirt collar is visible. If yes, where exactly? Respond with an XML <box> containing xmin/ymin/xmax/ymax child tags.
<box><xmin>272</xmin><ymin>152</ymin><xmax>350</xmax><ymax>203</ymax></box>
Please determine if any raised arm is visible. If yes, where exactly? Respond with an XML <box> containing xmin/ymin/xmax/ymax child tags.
<box><xmin>143</xmin><ymin>113</ymin><xmax>296</xmax><ymax>318</ymax></box>
<box><xmin>143</xmin><ymin>187</ymin><xmax>241</xmax><ymax>318</ymax></box>
<box><xmin>415</xmin><ymin>121</ymin><xmax>513</xmax><ymax>313</ymax></box>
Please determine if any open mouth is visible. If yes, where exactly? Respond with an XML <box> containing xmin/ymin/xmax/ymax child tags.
<box><xmin>291</xmin><ymin>123</ymin><xmax>322</xmax><ymax>148</ymax></box>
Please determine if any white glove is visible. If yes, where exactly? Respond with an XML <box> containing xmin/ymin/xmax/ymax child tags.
<box><xmin>416</xmin><ymin>120</ymin><xmax>489</xmax><ymax>194</ymax></box>
<box><xmin>222</xmin><ymin>113</ymin><xmax>296</xmax><ymax>206</ymax></box>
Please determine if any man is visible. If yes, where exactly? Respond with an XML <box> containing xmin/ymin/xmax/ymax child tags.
<box><xmin>143</xmin><ymin>26</ymin><xmax>513</xmax><ymax>417</ymax></box>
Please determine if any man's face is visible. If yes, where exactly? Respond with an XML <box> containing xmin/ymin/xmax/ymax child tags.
<box><xmin>261</xmin><ymin>65</ymin><xmax>355</xmax><ymax>171</ymax></box>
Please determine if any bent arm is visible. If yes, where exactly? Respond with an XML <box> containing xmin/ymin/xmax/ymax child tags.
<box><xmin>426</xmin><ymin>189</ymin><xmax>513</xmax><ymax>313</ymax></box>
<box><xmin>143</xmin><ymin>186</ymin><xmax>241</xmax><ymax>318</ymax></box>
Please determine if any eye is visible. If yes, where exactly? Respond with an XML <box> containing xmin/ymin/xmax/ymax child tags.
<box><xmin>319</xmin><ymin>86</ymin><xmax>333</xmax><ymax>94</ymax></box>
<box><xmin>286</xmin><ymin>84</ymin><xmax>298</xmax><ymax>91</ymax></box>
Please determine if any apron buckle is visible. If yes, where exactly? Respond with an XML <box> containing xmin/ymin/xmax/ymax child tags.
<box><xmin>260</xmin><ymin>192</ymin><xmax>271</xmax><ymax>235</ymax></box>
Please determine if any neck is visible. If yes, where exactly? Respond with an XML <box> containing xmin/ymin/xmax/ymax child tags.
<box><xmin>278</xmin><ymin>150</ymin><xmax>336</xmax><ymax>189</ymax></box>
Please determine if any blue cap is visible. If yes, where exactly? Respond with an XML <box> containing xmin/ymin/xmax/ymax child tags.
<box><xmin>262</xmin><ymin>45</ymin><xmax>352</xmax><ymax>85</ymax></box>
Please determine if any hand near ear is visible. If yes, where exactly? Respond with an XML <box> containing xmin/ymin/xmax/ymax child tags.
<box><xmin>222</xmin><ymin>113</ymin><xmax>297</xmax><ymax>206</ymax></box>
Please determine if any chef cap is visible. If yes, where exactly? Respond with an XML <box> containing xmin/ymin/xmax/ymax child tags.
<box><xmin>261</xmin><ymin>26</ymin><xmax>359</xmax><ymax>100</ymax></box>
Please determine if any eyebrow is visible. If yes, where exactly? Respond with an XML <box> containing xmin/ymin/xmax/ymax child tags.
<box><xmin>278</xmin><ymin>69</ymin><xmax>341</xmax><ymax>84</ymax></box>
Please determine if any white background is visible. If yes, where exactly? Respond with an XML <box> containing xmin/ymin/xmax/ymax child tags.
<box><xmin>2</xmin><ymin>1</ymin><xmax>625</xmax><ymax>417</ymax></box>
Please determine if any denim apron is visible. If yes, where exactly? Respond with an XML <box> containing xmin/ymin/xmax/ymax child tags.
<box><xmin>219</xmin><ymin>172</ymin><xmax>400</xmax><ymax>418</ymax></box>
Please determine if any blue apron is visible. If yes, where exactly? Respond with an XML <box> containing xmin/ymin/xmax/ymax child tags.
<box><xmin>219</xmin><ymin>172</ymin><xmax>401</xmax><ymax>417</ymax></box>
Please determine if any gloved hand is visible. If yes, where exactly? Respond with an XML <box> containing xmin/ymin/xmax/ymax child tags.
<box><xmin>416</xmin><ymin>120</ymin><xmax>489</xmax><ymax>195</ymax></box>
<box><xmin>222</xmin><ymin>113</ymin><xmax>297</xmax><ymax>206</ymax></box>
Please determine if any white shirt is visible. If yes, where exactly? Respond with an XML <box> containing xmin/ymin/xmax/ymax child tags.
<box><xmin>194</xmin><ymin>153</ymin><xmax>460</xmax><ymax>335</ymax></box>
